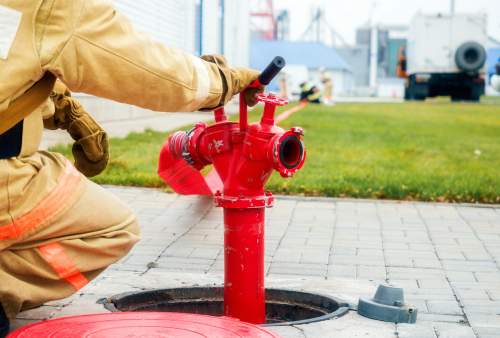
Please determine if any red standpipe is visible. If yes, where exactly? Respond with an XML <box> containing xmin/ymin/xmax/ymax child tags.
<box><xmin>159</xmin><ymin>77</ymin><xmax>306</xmax><ymax>325</ymax></box>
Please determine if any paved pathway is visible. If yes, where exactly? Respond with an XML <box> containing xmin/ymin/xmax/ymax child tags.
<box><xmin>10</xmin><ymin>187</ymin><xmax>500</xmax><ymax>338</ymax></box>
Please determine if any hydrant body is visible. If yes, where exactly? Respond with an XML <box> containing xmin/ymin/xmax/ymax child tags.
<box><xmin>160</xmin><ymin>58</ymin><xmax>306</xmax><ymax>324</ymax></box>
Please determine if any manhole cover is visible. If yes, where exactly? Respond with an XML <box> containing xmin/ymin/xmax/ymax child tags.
<box><xmin>99</xmin><ymin>286</ymin><xmax>353</xmax><ymax>327</ymax></box>
<box><xmin>8</xmin><ymin>312</ymin><xmax>282</xmax><ymax>337</ymax></box>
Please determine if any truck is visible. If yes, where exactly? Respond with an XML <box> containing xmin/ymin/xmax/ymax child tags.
<box><xmin>400</xmin><ymin>14</ymin><xmax>487</xmax><ymax>101</ymax></box>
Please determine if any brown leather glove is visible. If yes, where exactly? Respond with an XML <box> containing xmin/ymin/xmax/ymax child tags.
<box><xmin>43</xmin><ymin>81</ymin><xmax>109</xmax><ymax>177</ymax></box>
<box><xmin>200</xmin><ymin>54</ymin><xmax>265</xmax><ymax>109</ymax></box>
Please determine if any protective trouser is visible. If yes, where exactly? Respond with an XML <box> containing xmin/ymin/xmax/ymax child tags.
<box><xmin>0</xmin><ymin>158</ymin><xmax>140</xmax><ymax>322</ymax></box>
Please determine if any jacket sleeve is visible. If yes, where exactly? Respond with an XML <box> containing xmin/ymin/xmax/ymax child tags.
<box><xmin>42</xmin><ymin>0</ymin><xmax>225</xmax><ymax>112</ymax></box>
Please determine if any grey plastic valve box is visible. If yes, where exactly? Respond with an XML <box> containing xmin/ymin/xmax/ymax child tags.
<box><xmin>358</xmin><ymin>284</ymin><xmax>418</xmax><ymax>324</ymax></box>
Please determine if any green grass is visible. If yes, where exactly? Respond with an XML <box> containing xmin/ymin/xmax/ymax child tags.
<box><xmin>50</xmin><ymin>101</ymin><xmax>500</xmax><ymax>203</ymax></box>
<box><xmin>481</xmin><ymin>95</ymin><xmax>500</xmax><ymax>101</ymax></box>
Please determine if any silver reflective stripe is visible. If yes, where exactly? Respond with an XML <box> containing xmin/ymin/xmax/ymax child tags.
<box><xmin>184</xmin><ymin>54</ymin><xmax>210</xmax><ymax>111</ymax></box>
<box><xmin>0</xmin><ymin>5</ymin><xmax>22</xmax><ymax>60</ymax></box>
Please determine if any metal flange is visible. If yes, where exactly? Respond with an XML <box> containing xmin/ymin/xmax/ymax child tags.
<box><xmin>214</xmin><ymin>191</ymin><xmax>274</xmax><ymax>208</ymax></box>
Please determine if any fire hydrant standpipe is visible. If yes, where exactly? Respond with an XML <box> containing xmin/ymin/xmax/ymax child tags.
<box><xmin>161</xmin><ymin>56</ymin><xmax>306</xmax><ymax>324</ymax></box>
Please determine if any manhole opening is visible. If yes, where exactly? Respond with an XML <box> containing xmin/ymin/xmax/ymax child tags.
<box><xmin>100</xmin><ymin>287</ymin><xmax>352</xmax><ymax>327</ymax></box>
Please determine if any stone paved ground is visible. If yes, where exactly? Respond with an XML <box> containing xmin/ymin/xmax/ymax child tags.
<box><xmin>10</xmin><ymin>186</ymin><xmax>500</xmax><ymax>338</ymax></box>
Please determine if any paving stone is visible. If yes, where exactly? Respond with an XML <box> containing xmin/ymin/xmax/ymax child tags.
<box><xmin>455</xmin><ymin>289</ymin><xmax>491</xmax><ymax>300</ymax></box>
<box><xmin>384</xmin><ymin>249</ymin><xmax>438</xmax><ymax>259</ymax></box>
<box><xmin>413</xmin><ymin>258</ymin><xmax>442</xmax><ymax>269</ymax></box>
<box><xmin>426</xmin><ymin>300</ymin><xmax>463</xmax><ymax>315</ymax></box>
<box><xmin>441</xmin><ymin>260</ymin><xmax>499</xmax><ymax>272</ymax></box>
<box><xmin>433</xmin><ymin>323</ymin><xmax>476</xmax><ymax>338</ymax></box>
<box><xmin>418</xmin><ymin>280</ymin><xmax>451</xmax><ymax>289</ymax></box>
<box><xmin>445</xmin><ymin>271</ymin><xmax>477</xmax><ymax>282</ymax></box>
<box><xmin>467</xmin><ymin>313</ymin><xmax>500</xmax><ymax>328</ymax></box>
<box><xmin>305</xmin><ymin>238</ymin><xmax>331</xmax><ymax>246</ymax></box>
<box><xmin>387</xmin><ymin>267</ymin><xmax>446</xmax><ymax>281</ymax></box>
<box><xmin>385</xmin><ymin>257</ymin><xmax>414</xmax><ymax>267</ymax></box>
<box><xmin>474</xmin><ymin>272</ymin><xmax>500</xmax><ymax>283</ymax></box>
<box><xmin>273</xmin><ymin>250</ymin><xmax>302</xmax><ymax>263</ymax></box>
<box><xmin>327</xmin><ymin>264</ymin><xmax>356</xmax><ymax>277</ymax></box>
<box><xmin>357</xmin><ymin>248</ymin><xmax>384</xmax><ymax>257</ymax></box>
<box><xmin>330</xmin><ymin>247</ymin><xmax>357</xmax><ymax>256</ymax></box>
<box><xmin>107</xmin><ymin>263</ymin><xmax>149</xmax><ymax>273</ymax></box>
<box><xmin>161</xmin><ymin>247</ymin><xmax>194</xmax><ymax>258</ymax></box>
<box><xmin>397</xmin><ymin>322</ymin><xmax>437</xmax><ymax>338</ymax></box>
<box><xmin>268</xmin><ymin>267</ymin><xmax>325</xmax><ymax>276</ymax></box>
<box><xmin>388</xmin><ymin>279</ymin><xmax>420</xmax><ymax>290</ymax></box>
<box><xmin>463</xmin><ymin>250</ymin><xmax>493</xmax><ymax>261</ymax></box>
<box><xmin>124</xmin><ymin>254</ymin><xmax>159</xmax><ymax>265</ymax></box>
<box><xmin>329</xmin><ymin>255</ymin><xmax>385</xmax><ymax>266</ymax></box>
<box><xmin>188</xmin><ymin>248</ymin><xmax>221</xmax><ymax>259</ymax></box>
<box><xmin>463</xmin><ymin>303</ymin><xmax>500</xmax><ymax>315</ymax></box>
<box><xmin>357</xmin><ymin>265</ymin><xmax>386</xmax><ymax>279</ymax></box>
<box><xmin>472</xmin><ymin>326</ymin><xmax>500</xmax><ymax>337</ymax></box>
<box><xmin>270</xmin><ymin>262</ymin><xmax>327</xmax><ymax>271</ymax></box>
<box><xmin>300</xmin><ymin>252</ymin><xmax>329</xmax><ymax>264</ymax></box>
<box><xmin>417</xmin><ymin>313</ymin><xmax>465</xmax><ymax>323</ymax></box>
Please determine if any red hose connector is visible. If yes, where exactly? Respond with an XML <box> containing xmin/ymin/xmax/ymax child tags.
<box><xmin>266</xmin><ymin>127</ymin><xmax>306</xmax><ymax>178</ymax></box>
<box><xmin>167</xmin><ymin>122</ymin><xmax>211</xmax><ymax>171</ymax></box>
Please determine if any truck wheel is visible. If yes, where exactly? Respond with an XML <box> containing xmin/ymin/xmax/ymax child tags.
<box><xmin>455</xmin><ymin>42</ymin><xmax>486</xmax><ymax>72</ymax></box>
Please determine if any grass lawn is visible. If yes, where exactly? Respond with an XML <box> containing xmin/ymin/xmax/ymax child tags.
<box><xmin>50</xmin><ymin>101</ymin><xmax>500</xmax><ymax>203</ymax></box>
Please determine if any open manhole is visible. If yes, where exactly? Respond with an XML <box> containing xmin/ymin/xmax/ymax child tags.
<box><xmin>98</xmin><ymin>286</ymin><xmax>353</xmax><ymax>327</ymax></box>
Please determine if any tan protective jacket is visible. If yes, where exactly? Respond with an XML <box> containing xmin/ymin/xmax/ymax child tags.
<box><xmin>0</xmin><ymin>0</ymin><xmax>228</xmax><ymax>247</ymax></box>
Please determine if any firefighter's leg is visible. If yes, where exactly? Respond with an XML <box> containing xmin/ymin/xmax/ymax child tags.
<box><xmin>0</xmin><ymin>180</ymin><xmax>141</xmax><ymax>322</ymax></box>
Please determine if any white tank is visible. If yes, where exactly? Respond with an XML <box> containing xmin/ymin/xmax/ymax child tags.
<box><xmin>407</xmin><ymin>13</ymin><xmax>487</xmax><ymax>75</ymax></box>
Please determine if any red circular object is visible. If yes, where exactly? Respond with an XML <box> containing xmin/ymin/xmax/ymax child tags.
<box><xmin>254</xmin><ymin>93</ymin><xmax>289</xmax><ymax>106</ymax></box>
<box><xmin>8</xmin><ymin>312</ymin><xmax>282</xmax><ymax>338</ymax></box>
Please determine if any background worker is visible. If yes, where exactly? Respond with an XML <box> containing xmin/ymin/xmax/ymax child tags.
<box><xmin>279</xmin><ymin>72</ymin><xmax>289</xmax><ymax>99</ymax></box>
<box><xmin>320</xmin><ymin>67</ymin><xmax>335</xmax><ymax>106</ymax></box>
<box><xmin>299</xmin><ymin>81</ymin><xmax>322</xmax><ymax>103</ymax></box>
<box><xmin>0</xmin><ymin>0</ymin><xmax>265</xmax><ymax>336</ymax></box>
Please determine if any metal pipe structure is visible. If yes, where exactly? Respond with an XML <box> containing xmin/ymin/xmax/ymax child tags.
<box><xmin>159</xmin><ymin>56</ymin><xmax>306</xmax><ymax>324</ymax></box>
<box><xmin>369</xmin><ymin>25</ymin><xmax>379</xmax><ymax>88</ymax></box>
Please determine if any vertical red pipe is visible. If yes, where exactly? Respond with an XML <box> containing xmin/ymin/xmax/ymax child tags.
<box><xmin>224</xmin><ymin>207</ymin><xmax>265</xmax><ymax>324</ymax></box>
<box><xmin>239</xmin><ymin>91</ymin><xmax>247</xmax><ymax>132</ymax></box>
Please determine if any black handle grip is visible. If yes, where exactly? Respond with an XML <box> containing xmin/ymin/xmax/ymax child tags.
<box><xmin>257</xmin><ymin>56</ymin><xmax>286</xmax><ymax>86</ymax></box>
<box><xmin>496</xmin><ymin>62</ymin><xmax>500</xmax><ymax>76</ymax></box>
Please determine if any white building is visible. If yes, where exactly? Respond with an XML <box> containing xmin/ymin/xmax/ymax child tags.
<box><xmin>250</xmin><ymin>41</ymin><xmax>355</xmax><ymax>97</ymax></box>
<box><xmin>111</xmin><ymin>0</ymin><xmax>250</xmax><ymax>67</ymax></box>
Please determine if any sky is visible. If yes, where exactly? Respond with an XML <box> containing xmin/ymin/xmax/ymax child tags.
<box><xmin>268</xmin><ymin>0</ymin><xmax>500</xmax><ymax>46</ymax></box>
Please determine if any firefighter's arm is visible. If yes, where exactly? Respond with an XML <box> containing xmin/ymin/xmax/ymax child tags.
<box><xmin>42</xmin><ymin>0</ymin><xmax>261</xmax><ymax>112</ymax></box>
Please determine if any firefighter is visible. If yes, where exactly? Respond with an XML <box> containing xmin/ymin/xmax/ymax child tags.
<box><xmin>0</xmin><ymin>0</ymin><xmax>265</xmax><ymax>336</ymax></box>
<box><xmin>279</xmin><ymin>72</ymin><xmax>289</xmax><ymax>99</ymax></box>
<box><xmin>320</xmin><ymin>67</ymin><xmax>334</xmax><ymax>106</ymax></box>
<box><xmin>299</xmin><ymin>81</ymin><xmax>322</xmax><ymax>103</ymax></box>
<box><xmin>491</xmin><ymin>58</ymin><xmax>500</xmax><ymax>92</ymax></box>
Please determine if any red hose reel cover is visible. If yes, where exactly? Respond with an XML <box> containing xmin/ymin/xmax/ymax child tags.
<box><xmin>8</xmin><ymin>312</ymin><xmax>283</xmax><ymax>338</ymax></box>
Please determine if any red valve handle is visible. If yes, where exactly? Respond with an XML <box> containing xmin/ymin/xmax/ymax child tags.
<box><xmin>254</xmin><ymin>93</ymin><xmax>289</xmax><ymax>106</ymax></box>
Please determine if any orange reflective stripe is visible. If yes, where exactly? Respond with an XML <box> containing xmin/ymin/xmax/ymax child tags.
<box><xmin>0</xmin><ymin>160</ymin><xmax>80</xmax><ymax>241</ymax></box>
<box><xmin>38</xmin><ymin>242</ymin><xmax>89</xmax><ymax>291</ymax></box>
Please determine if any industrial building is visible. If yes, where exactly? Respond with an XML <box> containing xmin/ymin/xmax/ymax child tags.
<box><xmin>335</xmin><ymin>25</ymin><xmax>408</xmax><ymax>96</ymax></box>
